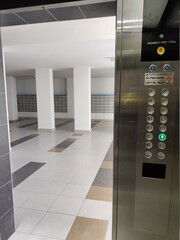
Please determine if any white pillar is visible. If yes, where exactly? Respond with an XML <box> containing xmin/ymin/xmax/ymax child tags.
<box><xmin>67</xmin><ymin>78</ymin><xmax>74</xmax><ymax>118</ymax></box>
<box><xmin>6</xmin><ymin>76</ymin><xmax>18</xmax><ymax>121</ymax></box>
<box><xmin>35</xmin><ymin>68</ymin><xmax>55</xmax><ymax>130</ymax></box>
<box><xmin>73</xmin><ymin>67</ymin><xmax>91</xmax><ymax>131</ymax></box>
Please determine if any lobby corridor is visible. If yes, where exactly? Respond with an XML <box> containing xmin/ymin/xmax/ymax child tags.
<box><xmin>8</xmin><ymin>118</ymin><xmax>113</xmax><ymax>240</ymax></box>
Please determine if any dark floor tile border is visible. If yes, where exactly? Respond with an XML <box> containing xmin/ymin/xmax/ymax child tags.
<box><xmin>55</xmin><ymin>120</ymin><xmax>73</xmax><ymax>128</ymax></box>
<box><xmin>9</xmin><ymin>118</ymin><xmax>29</xmax><ymax>123</ymax></box>
<box><xmin>48</xmin><ymin>138</ymin><xmax>77</xmax><ymax>152</ymax></box>
<box><xmin>11</xmin><ymin>134</ymin><xmax>39</xmax><ymax>147</ymax></box>
<box><xmin>18</xmin><ymin>122</ymin><xmax>37</xmax><ymax>128</ymax></box>
<box><xmin>12</xmin><ymin>162</ymin><xmax>46</xmax><ymax>188</ymax></box>
<box><xmin>91</xmin><ymin>120</ymin><xmax>101</xmax><ymax>128</ymax></box>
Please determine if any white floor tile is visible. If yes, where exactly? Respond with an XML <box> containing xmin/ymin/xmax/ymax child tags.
<box><xmin>8</xmin><ymin>232</ymin><xmax>30</xmax><ymax>240</ymax></box>
<box><xmin>61</xmin><ymin>184</ymin><xmax>90</xmax><ymax>198</ymax></box>
<box><xmin>36</xmin><ymin>181</ymin><xmax>66</xmax><ymax>196</ymax></box>
<box><xmin>78</xmin><ymin>199</ymin><xmax>112</xmax><ymax>220</ymax></box>
<box><xmin>49</xmin><ymin>196</ymin><xmax>84</xmax><ymax>216</ymax></box>
<box><xmin>70</xmin><ymin>174</ymin><xmax>95</xmax><ymax>186</ymax></box>
<box><xmin>15</xmin><ymin>179</ymin><xmax>45</xmax><ymax>192</ymax></box>
<box><xmin>13</xmin><ymin>190</ymin><xmax>33</xmax><ymax>207</ymax></box>
<box><xmin>15</xmin><ymin>208</ymin><xmax>45</xmax><ymax>233</ymax></box>
<box><xmin>32</xmin><ymin>213</ymin><xmax>75</xmax><ymax>239</ymax></box>
<box><xmin>10</xmin><ymin>120</ymin><xmax>113</xmax><ymax>239</ymax></box>
<box><xmin>49</xmin><ymin>171</ymin><xmax>74</xmax><ymax>183</ymax></box>
<box><xmin>22</xmin><ymin>193</ymin><xmax>57</xmax><ymax>211</ymax></box>
<box><xmin>27</xmin><ymin>234</ymin><xmax>60</xmax><ymax>240</ymax></box>
<box><xmin>105</xmin><ymin>217</ymin><xmax>112</xmax><ymax>240</ymax></box>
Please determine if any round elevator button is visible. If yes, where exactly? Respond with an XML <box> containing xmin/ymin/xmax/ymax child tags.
<box><xmin>149</xmin><ymin>65</ymin><xmax>157</xmax><ymax>72</ymax></box>
<box><xmin>146</xmin><ymin>124</ymin><xmax>153</xmax><ymax>132</ymax></box>
<box><xmin>161</xmin><ymin>98</ymin><xmax>168</xmax><ymax>106</ymax></box>
<box><xmin>147</xmin><ymin>115</ymin><xmax>154</xmax><ymax>123</ymax></box>
<box><xmin>160</xmin><ymin>116</ymin><xmax>167</xmax><ymax>124</ymax></box>
<box><xmin>159</xmin><ymin>125</ymin><xmax>167</xmax><ymax>132</ymax></box>
<box><xmin>146</xmin><ymin>133</ymin><xmax>153</xmax><ymax>140</ymax></box>
<box><xmin>160</xmin><ymin>107</ymin><xmax>168</xmax><ymax>115</ymax></box>
<box><xmin>148</xmin><ymin>97</ymin><xmax>155</xmax><ymax>106</ymax></box>
<box><xmin>161</xmin><ymin>88</ymin><xmax>169</xmax><ymax>96</ymax></box>
<box><xmin>158</xmin><ymin>142</ymin><xmax>166</xmax><ymax>150</ymax></box>
<box><xmin>148</xmin><ymin>88</ymin><xmax>156</xmax><ymax>96</ymax></box>
<box><xmin>163</xmin><ymin>64</ymin><xmax>171</xmax><ymax>72</ymax></box>
<box><xmin>145</xmin><ymin>151</ymin><xmax>152</xmax><ymax>159</ymax></box>
<box><xmin>157</xmin><ymin>152</ymin><xmax>165</xmax><ymax>160</ymax></box>
<box><xmin>145</xmin><ymin>141</ymin><xmax>153</xmax><ymax>149</ymax></box>
<box><xmin>158</xmin><ymin>133</ymin><xmax>166</xmax><ymax>141</ymax></box>
<box><xmin>147</xmin><ymin>107</ymin><xmax>154</xmax><ymax>114</ymax></box>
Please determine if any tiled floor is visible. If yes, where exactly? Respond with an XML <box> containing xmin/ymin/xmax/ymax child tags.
<box><xmin>9</xmin><ymin>118</ymin><xmax>113</xmax><ymax>240</ymax></box>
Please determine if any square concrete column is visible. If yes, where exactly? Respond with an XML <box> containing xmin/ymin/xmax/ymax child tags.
<box><xmin>35</xmin><ymin>68</ymin><xmax>55</xmax><ymax>130</ymax></box>
<box><xmin>6</xmin><ymin>76</ymin><xmax>18</xmax><ymax>121</ymax></box>
<box><xmin>67</xmin><ymin>78</ymin><xmax>74</xmax><ymax>118</ymax></box>
<box><xmin>0</xmin><ymin>42</ymin><xmax>15</xmax><ymax>239</ymax></box>
<box><xmin>73</xmin><ymin>67</ymin><xmax>91</xmax><ymax>131</ymax></box>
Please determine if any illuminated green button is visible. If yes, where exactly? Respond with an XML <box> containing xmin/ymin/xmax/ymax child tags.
<box><xmin>158</xmin><ymin>133</ymin><xmax>166</xmax><ymax>141</ymax></box>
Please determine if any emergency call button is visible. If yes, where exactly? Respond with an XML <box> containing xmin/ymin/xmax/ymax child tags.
<box><xmin>157</xmin><ymin>46</ymin><xmax>165</xmax><ymax>55</ymax></box>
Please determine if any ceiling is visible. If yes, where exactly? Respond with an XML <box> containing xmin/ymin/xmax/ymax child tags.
<box><xmin>1</xmin><ymin>1</ymin><xmax>116</xmax><ymax>26</ymax></box>
<box><xmin>1</xmin><ymin>13</ymin><xmax>116</xmax><ymax>78</ymax></box>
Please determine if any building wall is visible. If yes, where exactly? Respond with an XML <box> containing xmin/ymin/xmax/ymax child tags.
<box><xmin>16</xmin><ymin>77</ymin><xmax>114</xmax><ymax>119</ymax></box>
<box><xmin>0</xmin><ymin>42</ymin><xmax>15</xmax><ymax>239</ymax></box>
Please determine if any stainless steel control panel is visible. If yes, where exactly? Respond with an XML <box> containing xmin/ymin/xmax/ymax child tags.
<box><xmin>133</xmin><ymin>62</ymin><xmax>178</xmax><ymax>235</ymax></box>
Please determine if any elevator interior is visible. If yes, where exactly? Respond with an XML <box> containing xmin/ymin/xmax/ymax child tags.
<box><xmin>113</xmin><ymin>0</ymin><xmax>179</xmax><ymax>239</ymax></box>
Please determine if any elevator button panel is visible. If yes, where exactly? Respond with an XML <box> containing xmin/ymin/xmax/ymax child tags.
<box><xmin>143</xmin><ymin>66</ymin><xmax>172</xmax><ymax>164</ymax></box>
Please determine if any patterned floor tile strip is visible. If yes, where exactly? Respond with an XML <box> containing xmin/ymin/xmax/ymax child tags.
<box><xmin>66</xmin><ymin>217</ymin><xmax>108</xmax><ymax>240</ymax></box>
<box><xmin>86</xmin><ymin>186</ymin><xmax>112</xmax><ymax>202</ymax></box>
<box><xmin>48</xmin><ymin>138</ymin><xmax>77</xmax><ymax>152</ymax></box>
<box><xmin>11</xmin><ymin>134</ymin><xmax>39</xmax><ymax>147</ymax></box>
<box><xmin>18</xmin><ymin>122</ymin><xmax>37</xmax><ymax>128</ymax></box>
<box><xmin>12</xmin><ymin>162</ymin><xmax>46</xmax><ymax>188</ymax></box>
<box><xmin>101</xmin><ymin>161</ymin><xmax>113</xmax><ymax>169</ymax></box>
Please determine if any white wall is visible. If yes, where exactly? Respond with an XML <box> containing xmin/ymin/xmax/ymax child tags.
<box><xmin>16</xmin><ymin>78</ymin><xmax>66</xmax><ymax>95</ymax></box>
<box><xmin>54</xmin><ymin>78</ymin><xmax>67</xmax><ymax>95</ymax></box>
<box><xmin>16</xmin><ymin>77</ymin><xmax>114</xmax><ymax>95</ymax></box>
<box><xmin>91</xmin><ymin>77</ymin><xmax>114</xmax><ymax>95</ymax></box>
<box><xmin>16</xmin><ymin>78</ymin><xmax>36</xmax><ymax>94</ymax></box>
<box><xmin>17</xmin><ymin>77</ymin><xmax>114</xmax><ymax>120</ymax></box>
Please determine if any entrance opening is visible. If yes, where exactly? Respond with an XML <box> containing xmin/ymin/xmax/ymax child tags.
<box><xmin>0</xmin><ymin>1</ymin><xmax>115</xmax><ymax>239</ymax></box>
